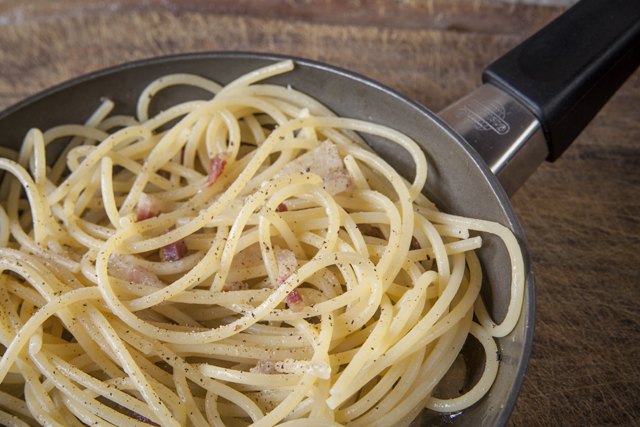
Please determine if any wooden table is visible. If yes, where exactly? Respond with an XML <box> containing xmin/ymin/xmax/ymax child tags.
<box><xmin>0</xmin><ymin>1</ymin><xmax>638</xmax><ymax>425</ymax></box>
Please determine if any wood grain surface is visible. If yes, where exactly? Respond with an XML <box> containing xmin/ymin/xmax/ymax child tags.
<box><xmin>0</xmin><ymin>0</ymin><xmax>638</xmax><ymax>425</ymax></box>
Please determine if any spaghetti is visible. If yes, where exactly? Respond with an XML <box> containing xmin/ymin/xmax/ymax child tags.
<box><xmin>0</xmin><ymin>60</ymin><xmax>524</xmax><ymax>426</ymax></box>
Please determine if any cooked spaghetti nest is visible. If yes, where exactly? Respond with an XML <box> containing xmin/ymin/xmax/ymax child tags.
<box><xmin>0</xmin><ymin>60</ymin><xmax>524</xmax><ymax>427</ymax></box>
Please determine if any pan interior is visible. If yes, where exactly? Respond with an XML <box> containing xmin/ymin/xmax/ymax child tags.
<box><xmin>0</xmin><ymin>53</ymin><xmax>533</xmax><ymax>427</ymax></box>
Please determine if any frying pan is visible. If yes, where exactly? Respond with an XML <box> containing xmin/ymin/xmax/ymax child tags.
<box><xmin>0</xmin><ymin>0</ymin><xmax>638</xmax><ymax>425</ymax></box>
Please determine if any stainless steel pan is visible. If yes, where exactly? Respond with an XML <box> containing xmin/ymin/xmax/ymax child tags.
<box><xmin>0</xmin><ymin>0</ymin><xmax>638</xmax><ymax>425</ymax></box>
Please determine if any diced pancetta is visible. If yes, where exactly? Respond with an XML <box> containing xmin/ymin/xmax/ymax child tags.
<box><xmin>159</xmin><ymin>239</ymin><xmax>188</xmax><ymax>262</ymax></box>
<box><xmin>230</xmin><ymin>246</ymin><xmax>304</xmax><ymax>309</ymax></box>
<box><xmin>279</xmin><ymin>141</ymin><xmax>352</xmax><ymax>195</ymax></box>
<box><xmin>322</xmin><ymin>170</ymin><xmax>352</xmax><ymax>195</ymax></box>
<box><xmin>206</xmin><ymin>154</ymin><xmax>227</xmax><ymax>186</ymax></box>
<box><xmin>108</xmin><ymin>255</ymin><xmax>164</xmax><ymax>288</ymax></box>
<box><xmin>274</xmin><ymin>247</ymin><xmax>297</xmax><ymax>285</ymax></box>
<box><xmin>274</xmin><ymin>248</ymin><xmax>305</xmax><ymax>310</ymax></box>
<box><xmin>136</xmin><ymin>193</ymin><xmax>163</xmax><ymax>221</ymax></box>
<box><xmin>284</xmin><ymin>289</ymin><xmax>305</xmax><ymax>312</ymax></box>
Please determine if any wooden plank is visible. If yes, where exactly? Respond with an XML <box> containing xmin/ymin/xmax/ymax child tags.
<box><xmin>0</xmin><ymin>0</ymin><xmax>563</xmax><ymax>35</ymax></box>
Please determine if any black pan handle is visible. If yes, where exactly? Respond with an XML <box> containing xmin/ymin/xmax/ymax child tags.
<box><xmin>482</xmin><ymin>0</ymin><xmax>640</xmax><ymax>161</ymax></box>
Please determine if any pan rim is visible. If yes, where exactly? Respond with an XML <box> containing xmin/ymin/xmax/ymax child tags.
<box><xmin>0</xmin><ymin>50</ymin><xmax>535</xmax><ymax>426</ymax></box>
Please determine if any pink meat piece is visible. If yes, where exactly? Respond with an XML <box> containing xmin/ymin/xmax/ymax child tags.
<box><xmin>279</xmin><ymin>141</ymin><xmax>351</xmax><ymax>194</ymax></box>
<box><xmin>274</xmin><ymin>247</ymin><xmax>297</xmax><ymax>285</ymax></box>
<box><xmin>159</xmin><ymin>239</ymin><xmax>188</xmax><ymax>262</ymax></box>
<box><xmin>206</xmin><ymin>154</ymin><xmax>227</xmax><ymax>186</ymax></box>
<box><xmin>136</xmin><ymin>193</ymin><xmax>162</xmax><ymax>221</ymax></box>
<box><xmin>284</xmin><ymin>289</ymin><xmax>305</xmax><ymax>312</ymax></box>
<box><xmin>274</xmin><ymin>247</ymin><xmax>305</xmax><ymax>310</ymax></box>
<box><xmin>108</xmin><ymin>255</ymin><xmax>164</xmax><ymax>288</ymax></box>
